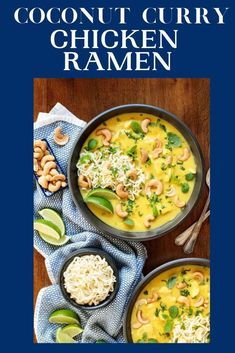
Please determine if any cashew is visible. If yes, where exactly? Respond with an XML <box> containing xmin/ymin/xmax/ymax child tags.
<box><xmin>166</xmin><ymin>155</ymin><xmax>173</xmax><ymax>165</ymax></box>
<box><xmin>115</xmin><ymin>203</ymin><xmax>128</xmax><ymax>218</ymax></box>
<box><xmin>145</xmin><ymin>179</ymin><xmax>163</xmax><ymax>196</ymax></box>
<box><xmin>192</xmin><ymin>271</ymin><xmax>204</xmax><ymax>283</ymax></box>
<box><xmin>132</xmin><ymin>321</ymin><xmax>142</xmax><ymax>329</ymax></box>
<box><xmin>127</xmin><ymin>169</ymin><xmax>137</xmax><ymax>180</ymax></box>
<box><xmin>34</xmin><ymin>140</ymin><xmax>47</xmax><ymax>152</ymax></box>
<box><xmin>37</xmin><ymin>169</ymin><xmax>43</xmax><ymax>176</ymax></box>
<box><xmin>61</xmin><ymin>181</ymin><xmax>67</xmax><ymax>188</ymax></box>
<box><xmin>116</xmin><ymin>184</ymin><xmax>128</xmax><ymax>199</ymax></box>
<box><xmin>173</xmin><ymin>196</ymin><xmax>185</xmax><ymax>208</ymax></box>
<box><xmin>54</xmin><ymin>126</ymin><xmax>70</xmax><ymax>146</ymax></box>
<box><xmin>194</xmin><ymin>296</ymin><xmax>204</xmax><ymax>308</ymax></box>
<box><xmin>38</xmin><ymin>176</ymin><xmax>48</xmax><ymax>189</ymax></box>
<box><xmin>34</xmin><ymin>147</ymin><xmax>44</xmax><ymax>160</ymax></box>
<box><xmin>135</xmin><ymin>299</ymin><xmax>148</xmax><ymax>309</ymax></box>
<box><xmin>178</xmin><ymin>148</ymin><xmax>190</xmax><ymax>161</ymax></box>
<box><xmin>155</xmin><ymin>138</ymin><xmax>162</xmax><ymax>149</ymax></box>
<box><xmin>48</xmin><ymin>181</ymin><xmax>62</xmax><ymax>192</ymax></box>
<box><xmin>78</xmin><ymin>175</ymin><xmax>92</xmax><ymax>189</ymax></box>
<box><xmin>166</xmin><ymin>186</ymin><xmax>176</xmax><ymax>197</ymax></box>
<box><xmin>50</xmin><ymin>169</ymin><xmax>59</xmax><ymax>176</ymax></box>
<box><xmin>41</xmin><ymin>154</ymin><xmax>55</xmax><ymax>168</ymax></box>
<box><xmin>141</xmin><ymin>118</ymin><xmax>151</xmax><ymax>133</ymax></box>
<box><xmin>96</xmin><ymin>128</ymin><xmax>112</xmax><ymax>146</ymax></box>
<box><xmin>144</xmin><ymin>215</ymin><xmax>155</xmax><ymax>228</ymax></box>
<box><xmin>140</xmin><ymin>148</ymin><xmax>149</xmax><ymax>163</ymax></box>
<box><xmin>46</xmin><ymin>174</ymin><xmax>66</xmax><ymax>182</ymax></box>
<box><xmin>137</xmin><ymin>310</ymin><xmax>149</xmax><ymax>324</ymax></box>
<box><xmin>177</xmin><ymin>296</ymin><xmax>190</xmax><ymax>306</ymax></box>
<box><xmin>33</xmin><ymin>159</ymin><xmax>39</xmax><ymax>172</ymax></box>
<box><xmin>176</xmin><ymin>282</ymin><xmax>187</xmax><ymax>289</ymax></box>
<box><xmin>152</xmin><ymin>147</ymin><xmax>163</xmax><ymax>159</ymax></box>
<box><xmin>147</xmin><ymin>291</ymin><xmax>159</xmax><ymax>303</ymax></box>
<box><xmin>43</xmin><ymin>161</ymin><xmax>57</xmax><ymax>176</ymax></box>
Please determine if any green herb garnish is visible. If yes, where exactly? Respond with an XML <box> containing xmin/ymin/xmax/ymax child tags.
<box><xmin>181</xmin><ymin>183</ymin><xmax>190</xmax><ymax>193</ymax></box>
<box><xmin>185</xmin><ymin>172</ymin><xmax>195</xmax><ymax>181</ymax></box>
<box><xmin>169</xmin><ymin>306</ymin><xmax>179</xmax><ymax>319</ymax></box>
<box><xmin>167</xmin><ymin>275</ymin><xmax>177</xmax><ymax>289</ymax></box>
<box><xmin>180</xmin><ymin>289</ymin><xmax>190</xmax><ymax>297</ymax></box>
<box><xmin>167</xmin><ymin>132</ymin><xmax>182</xmax><ymax>147</ymax></box>
<box><xmin>127</xmin><ymin>145</ymin><xmax>137</xmax><ymax>160</ymax></box>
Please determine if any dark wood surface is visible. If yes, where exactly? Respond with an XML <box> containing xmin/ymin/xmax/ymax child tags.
<box><xmin>34</xmin><ymin>78</ymin><xmax>210</xmax><ymax>321</ymax></box>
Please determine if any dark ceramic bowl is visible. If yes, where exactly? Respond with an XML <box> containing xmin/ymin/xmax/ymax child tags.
<box><xmin>123</xmin><ymin>257</ymin><xmax>210</xmax><ymax>342</ymax></box>
<box><xmin>59</xmin><ymin>248</ymin><xmax>119</xmax><ymax>310</ymax></box>
<box><xmin>68</xmin><ymin>104</ymin><xmax>205</xmax><ymax>241</ymax></box>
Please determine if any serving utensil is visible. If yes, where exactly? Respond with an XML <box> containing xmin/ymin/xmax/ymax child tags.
<box><xmin>182</xmin><ymin>169</ymin><xmax>210</xmax><ymax>254</ymax></box>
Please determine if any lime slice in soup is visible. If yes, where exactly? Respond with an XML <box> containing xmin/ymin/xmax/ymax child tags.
<box><xmin>38</xmin><ymin>232</ymin><xmax>70</xmax><ymax>246</ymax></box>
<box><xmin>61</xmin><ymin>324</ymin><xmax>83</xmax><ymax>338</ymax></box>
<box><xmin>34</xmin><ymin>219</ymin><xmax>61</xmax><ymax>240</ymax></box>
<box><xmin>86</xmin><ymin>196</ymin><xmax>114</xmax><ymax>214</ymax></box>
<box><xmin>38</xmin><ymin>208</ymin><xmax>65</xmax><ymax>236</ymax></box>
<box><xmin>86</xmin><ymin>188</ymin><xmax>119</xmax><ymax>200</ymax></box>
<box><xmin>56</xmin><ymin>328</ymin><xmax>76</xmax><ymax>343</ymax></box>
<box><xmin>49</xmin><ymin>309</ymin><xmax>80</xmax><ymax>325</ymax></box>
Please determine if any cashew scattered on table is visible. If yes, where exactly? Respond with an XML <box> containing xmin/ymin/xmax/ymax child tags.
<box><xmin>144</xmin><ymin>214</ymin><xmax>155</xmax><ymax>228</ymax></box>
<box><xmin>116</xmin><ymin>184</ymin><xmax>128</xmax><ymax>199</ymax></box>
<box><xmin>173</xmin><ymin>196</ymin><xmax>185</xmax><ymax>208</ymax></box>
<box><xmin>41</xmin><ymin>154</ymin><xmax>55</xmax><ymax>168</ymax></box>
<box><xmin>145</xmin><ymin>179</ymin><xmax>163</xmax><ymax>196</ymax></box>
<box><xmin>141</xmin><ymin>119</ymin><xmax>151</xmax><ymax>133</ymax></box>
<box><xmin>140</xmin><ymin>148</ymin><xmax>149</xmax><ymax>164</ymax></box>
<box><xmin>178</xmin><ymin>148</ymin><xmax>190</xmax><ymax>161</ymax></box>
<box><xmin>115</xmin><ymin>203</ymin><xmax>128</xmax><ymax>218</ymax></box>
<box><xmin>96</xmin><ymin>128</ymin><xmax>112</xmax><ymax>146</ymax></box>
<box><xmin>78</xmin><ymin>174</ymin><xmax>92</xmax><ymax>189</ymax></box>
<box><xmin>53</xmin><ymin>126</ymin><xmax>70</xmax><ymax>146</ymax></box>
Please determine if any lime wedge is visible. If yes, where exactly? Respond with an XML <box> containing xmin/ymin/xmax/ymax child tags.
<box><xmin>86</xmin><ymin>196</ymin><xmax>114</xmax><ymax>214</ymax></box>
<box><xmin>38</xmin><ymin>208</ymin><xmax>65</xmax><ymax>236</ymax></box>
<box><xmin>38</xmin><ymin>232</ymin><xmax>70</xmax><ymax>246</ymax></box>
<box><xmin>49</xmin><ymin>309</ymin><xmax>80</xmax><ymax>325</ymax></box>
<box><xmin>34</xmin><ymin>219</ymin><xmax>61</xmax><ymax>240</ymax></box>
<box><xmin>61</xmin><ymin>324</ymin><xmax>83</xmax><ymax>338</ymax></box>
<box><xmin>56</xmin><ymin>327</ymin><xmax>76</xmax><ymax>343</ymax></box>
<box><xmin>86</xmin><ymin>188</ymin><xmax>118</xmax><ymax>200</ymax></box>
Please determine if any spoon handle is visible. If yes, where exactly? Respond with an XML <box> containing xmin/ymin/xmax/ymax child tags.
<box><xmin>183</xmin><ymin>194</ymin><xmax>210</xmax><ymax>254</ymax></box>
<box><xmin>175</xmin><ymin>210</ymin><xmax>210</xmax><ymax>246</ymax></box>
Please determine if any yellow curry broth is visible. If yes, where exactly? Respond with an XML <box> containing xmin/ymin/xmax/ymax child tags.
<box><xmin>80</xmin><ymin>113</ymin><xmax>197</xmax><ymax>231</ymax></box>
<box><xmin>131</xmin><ymin>265</ymin><xmax>210</xmax><ymax>343</ymax></box>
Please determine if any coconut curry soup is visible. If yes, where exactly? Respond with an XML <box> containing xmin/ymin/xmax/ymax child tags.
<box><xmin>131</xmin><ymin>265</ymin><xmax>210</xmax><ymax>343</ymax></box>
<box><xmin>77</xmin><ymin>113</ymin><xmax>197</xmax><ymax>232</ymax></box>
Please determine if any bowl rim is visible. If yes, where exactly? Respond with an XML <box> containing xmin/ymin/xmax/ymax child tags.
<box><xmin>59</xmin><ymin>247</ymin><xmax>119</xmax><ymax>310</ymax></box>
<box><xmin>68</xmin><ymin>104</ymin><xmax>205</xmax><ymax>241</ymax></box>
<box><xmin>123</xmin><ymin>257</ymin><xmax>210</xmax><ymax>342</ymax></box>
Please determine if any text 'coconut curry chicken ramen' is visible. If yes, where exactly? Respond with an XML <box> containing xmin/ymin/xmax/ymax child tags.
<box><xmin>77</xmin><ymin>113</ymin><xmax>197</xmax><ymax>232</ymax></box>
<box><xmin>131</xmin><ymin>265</ymin><xmax>210</xmax><ymax>343</ymax></box>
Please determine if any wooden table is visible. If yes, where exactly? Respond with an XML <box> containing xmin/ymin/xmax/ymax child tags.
<box><xmin>34</xmin><ymin>78</ymin><xmax>210</xmax><ymax>334</ymax></box>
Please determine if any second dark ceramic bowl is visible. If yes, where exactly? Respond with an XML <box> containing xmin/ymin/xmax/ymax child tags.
<box><xmin>59</xmin><ymin>248</ymin><xmax>119</xmax><ymax>310</ymax></box>
<box><xmin>68</xmin><ymin>104</ymin><xmax>205</xmax><ymax>241</ymax></box>
<box><xmin>123</xmin><ymin>257</ymin><xmax>210</xmax><ymax>342</ymax></box>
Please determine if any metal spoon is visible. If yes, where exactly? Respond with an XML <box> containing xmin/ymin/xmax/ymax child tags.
<box><xmin>183</xmin><ymin>169</ymin><xmax>210</xmax><ymax>254</ymax></box>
